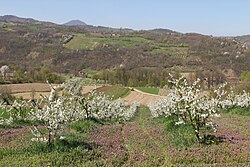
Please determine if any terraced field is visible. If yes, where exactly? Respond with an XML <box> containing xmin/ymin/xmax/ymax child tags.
<box><xmin>0</xmin><ymin>83</ymin><xmax>163</xmax><ymax>106</ymax></box>
<box><xmin>0</xmin><ymin>83</ymin><xmax>101</xmax><ymax>99</ymax></box>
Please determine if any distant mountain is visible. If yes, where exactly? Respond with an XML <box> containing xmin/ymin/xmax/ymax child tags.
<box><xmin>64</xmin><ymin>20</ymin><xmax>87</xmax><ymax>26</ymax></box>
<box><xmin>149</xmin><ymin>28</ymin><xmax>178</xmax><ymax>34</ymax></box>
<box><xmin>0</xmin><ymin>15</ymin><xmax>38</xmax><ymax>23</ymax></box>
<box><xmin>0</xmin><ymin>15</ymin><xmax>54</xmax><ymax>25</ymax></box>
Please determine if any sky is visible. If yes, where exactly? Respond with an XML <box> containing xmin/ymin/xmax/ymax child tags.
<box><xmin>0</xmin><ymin>0</ymin><xmax>250</xmax><ymax>36</ymax></box>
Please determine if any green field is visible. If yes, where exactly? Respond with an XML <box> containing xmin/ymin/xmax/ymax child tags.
<box><xmin>65</xmin><ymin>33</ymin><xmax>151</xmax><ymax>50</ymax></box>
<box><xmin>135</xmin><ymin>87</ymin><xmax>159</xmax><ymax>95</ymax></box>
<box><xmin>65</xmin><ymin>33</ymin><xmax>188</xmax><ymax>57</ymax></box>
<box><xmin>103</xmin><ymin>86</ymin><xmax>131</xmax><ymax>100</ymax></box>
<box><xmin>64</xmin><ymin>34</ymin><xmax>98</xmax><ymax>50</ymax></box>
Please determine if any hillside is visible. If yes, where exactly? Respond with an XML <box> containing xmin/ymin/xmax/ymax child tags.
<box><xmin>0</xmin><ymin>15</ymin><xmax>38</xmax><ymax>23</ymax></box>
<box><xmin>0</xmin><ymin>15</ymin><xmax>250</xmax><ymax>83</ymax></box>
<box><xmin>0</xmin><ymin>15</ymin><xmax>54</xmax><ymax>25</ymax></box>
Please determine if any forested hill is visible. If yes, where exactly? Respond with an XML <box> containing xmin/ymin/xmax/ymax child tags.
<box><xmin>0</xmin><ymin>15</ymin><xmax>250</xmax><ymax>81</ymax></box>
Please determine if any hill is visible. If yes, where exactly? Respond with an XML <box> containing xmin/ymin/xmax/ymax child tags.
<box><xmin>0</xmin><ymin>15</ymin><xmax>250</xmax><ymax>85</ymax></box>
<box><xmin>149</xmin><ymin>28</ymin><xmax>177</xmax><ymax>34</ymax></box>
<box><xmin>0</xmin><ymin>15</ymin><xmax>54</xmax><ymax>25</ymax></box>
<box><xmin>64</xmin><ymin>20</ymin><xmax>87</xmax><ymax>26</ymax></box>
<box><xmin>235</xmin><ymin>35</ymin><xmax>250</xmax><ymax>47</ymax></box>
<box><xmin>0</xmin><ymin>15</ymin><xmax>38</xmax><ymax>23</ymax></box>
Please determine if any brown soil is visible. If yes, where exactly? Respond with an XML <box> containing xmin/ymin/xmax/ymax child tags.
<box><xmin>95</xmin><ymin>86</ymin><xmax>112</xmax><ymax>92</ymax></box>
<box><xmin>0</xmin><ymin>83</ymin><xmax>103</xmax><ymax>99</ymax></box>
<box><xmin>81</xmin><ymin>85</ymin><xmax>102</xmax><ymax>95</ymax></box>
<box><xmin>0</xmin><ymin>83</ymin><xmax>52</xmax><ymax>93</ymax></box>
<box><xmin>11</xmin><ymin>92</ymin><xmax>51</xmax><ymax>99</ymax></box>
<box><xmin>122</xmin><ymin>90</ymin><xmax>161</xmax><ymax>105</ymax></box>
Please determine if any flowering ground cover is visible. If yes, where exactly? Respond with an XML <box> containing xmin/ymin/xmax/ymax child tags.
<box><xmin>168</xmin><ymin>112</ymin><xmax>250</xmax><ymax>166</ymax></box>
<box><xmin>1</xmin><ymin>106</ymin><xmax>249</xmax><ymax>166</ymax></box>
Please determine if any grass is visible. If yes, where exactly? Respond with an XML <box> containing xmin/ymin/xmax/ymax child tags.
<box><xmin>103</xmin><ymin>86</ymin><xmax>131</xmax><ymax>99</ymax></box>
<box><xmin>168</xmin><ymin>112</ymin><xmax>250</xmax><ymax>165</ymax></box>
<box><xmin>81</xmin><ymin>68</ymin><xmax>98</xmax><ymax>78</ymax></box>
<box><xmin>64</xmin><ymin>33</ymin><xmax>98</xmax><ymax>50</ymax></box>
<box><xmin>81</xmin><ymin>78</ymin><xmax>105</xmax><ymax>85</ymax></box>
<box><xmin>70</xmin><ymin>118</ymin><xmax>103</xmax><ymax>133</ymax></box>
<box><xmin>150</xmin><ymin>114</ymin><xmax>197</xmax><ymax>148</ymax></box>
<box><xmin>95</xmin><ymin>36</ymin><xmax>151</xmax><ymax>48</ymax></box>
<box><xmin>1</xmin><ymin>106</ymin><xmax>250</xmax><ymax>166</ymax></box>
<box><xmin>121</xmin><ymin>106</ymin><xmax>172</xmax><ymax>166</ymax></box>
<box><xmin>26</xmin><ymin>24</ymin><xmax>38</xmax><ymax>31</ymax></box>
<box><xmin>147</xmin><ymin>48</ymin><xmax>177</xmax><ymax>55</ymax></box>
<box><xmin>226</xmin><ymin>107</ymin><xmax>250</xmax><ymax>116</ymax></box>
<box><xmin>163</xmin><ymin>117</ymin><xmax>197</xmax><ymax>148</ymax></box>
<box><xmin>65</xmin><ymin>33</ymin><xmax>151</xmax><ymax>50</ymax></box>
<box><xmin>0</xmin><ymin>108</ymin><xmax>9</xmax><ymax>119</ymax></box>
<box><xmin>135</xmin><ymin>87</ymin><xmax>159</xmax><ymax>95</ymax></box>
<box><xmin>0</xmin><ymin>107</ymin><xmax>32</xmax><ymax>121</ymax></box>
<box><xmin>0</xmin><ymin>118</ymin><xmax>105</xmax><ymax>166</ymax></box>
<box><xmin>0</xmin><ymin>137</ymin><xmax>100</xmax><ymax>166</ymax></box>
<box><xmin>65</xmin><ymin>33</ymin><xmax>189</xmax><ymax>56</ymax></box>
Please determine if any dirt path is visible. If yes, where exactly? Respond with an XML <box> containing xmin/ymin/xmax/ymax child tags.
<box><xmin>122</xmin><ymin>89</ymin><xmax>162</xmax><ymax>105</ymax></box>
